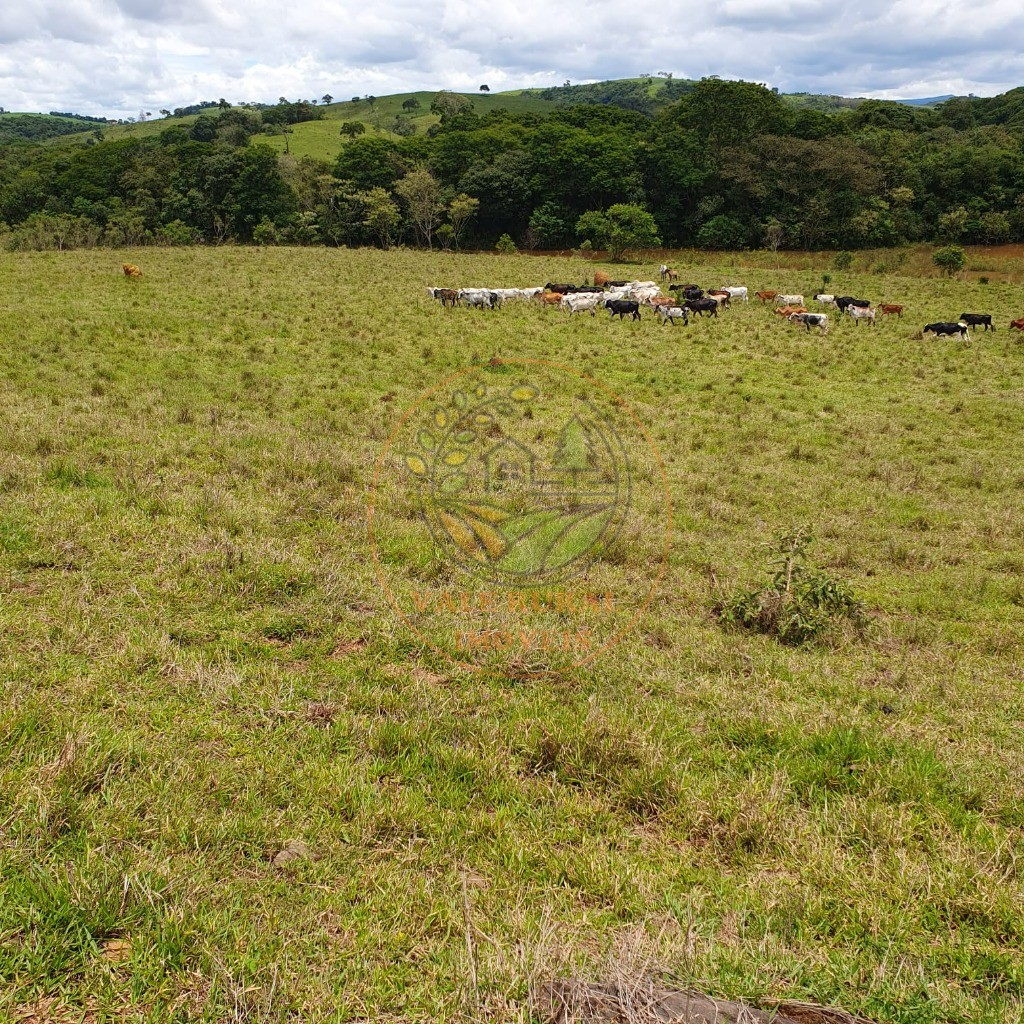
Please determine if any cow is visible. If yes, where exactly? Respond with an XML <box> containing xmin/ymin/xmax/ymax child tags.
<box><xmin>685</xmin><ymin>298</ymin><xmax>719</xmax><ymax>318</ymax></box>
<box><xmin>706</xmin><ymin>291</ymin><xmax>731</xmax><ymax>308</ymax></box>
<box><xmin>561</xmin><ymin>292</ymin><xmax>603</xmax><ymax>316</ymax></box>
<box><xmin>645</xmin><ymin>295</ymin><xmax>678</xmax><ymax>308</ymax></box>
<box><xmin>677</xmin><ymin>285</ymin><xmax>704</xmax><ymax>302</ymax></box>
<box><xmin>959</xmin><ymin>312</ymin><xmax>994</xmax><ymax>332</ymax></box>
<box><xmin>539</xmin><ymin>291</ymin><xmax>564</xmax><ymax>305</ymax></box>
<box><xmin>122</xmin><ymin>263</ymin><xmax>142</xmax><ymax>277</ymax></box>
<box><xmin>879</xmin><ymin>304</ymin><xmax>903</xmax><ymax>318</ymax></box>
<box><xmin>629</xmin><ymin>285</ymin><xmax>662</xmax><ymax>303</ymax></box>
<box><xmin>924</xmin><ymin>321</ymin><xmax>970</xmax><ymax>340</ymax></box>
<box><xmin>658</xmin><ymin>305</ymin><xmax>689</xmax><ymax>326</ymax></box>
<box><xmin>788</xmin><ymin>312</ymin><xmax>829</xmax><ymax>334</ymax></box>
<box><xmin>460</xmin><ymin>289</ymin><xmax>498</xmax><ymax>309</ymax></box>
<box><xmin>437</xmin><ymin>288</ymin><xmax>459</xmax><ymax>307</ymax></box>
<box><xmin>721</xmin><ymin>286</ymin><xmax>748</xmax><ymax>302</ymax></box>
<box><xmin>755</xmin><ymin>290</ymin><xmax>777</xmax><ymax>303</ymax></box>
<box><xmin>1010</xmin><ymin>318</ymin><xmax>1024</xmax><ymax>331</ymax></box>
<box><xmin>605</xmin><ymin>299</ymin><xmax>641</xmax><ymax>321</ymax></box>
<box><xmin>775</xmin><ymin>294</ymin><xmax>804</xmax><ymax>306</ymax></box>
<box><xmin>835</xmin><ymin>296</ymin><xmax>869</xmax><ymax>314</ymax></box>
<box><xmin>605</xmin><ymin>280</ymin><xmax>630</xmax><ymax>288</ymax></box>
<box><xmin>593</xmin><ymin>271</ymin><xmax>610</xmax><ymax>287</ymax></box>
<box><xmin>658</xmin><ymin>265</ymin><xmax>679</xmax><ymax>281</ymax></box>
<box><xmin>847</xmin><ymin>305</ymin><xmax>876</xmax><ymax>326</ymax></box>
<box><xmin>544</xmin><ymin>282</ymin><xmax>573</xmax><ymax>294</ymax></box>
<box><xmin>773</xmin><ymin>305</ymin><xmax>808</xmax><ymax>317</ymax></box>
<box><xmin>814</xmin><ymin>293</ymin><xmax>836</xmax><ymax>306</ymax></box>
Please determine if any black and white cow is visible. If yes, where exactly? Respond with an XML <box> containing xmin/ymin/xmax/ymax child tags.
<box><xmin>923</xmin><ymin>321</ymin><xmax>970</xmax><ymax>340</ymax></box>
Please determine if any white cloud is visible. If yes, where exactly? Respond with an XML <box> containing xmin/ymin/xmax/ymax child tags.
<box><xmin>0</xmin><ymin>0</ymin><xmax>1020</xmax><ymax>117</ymax></box>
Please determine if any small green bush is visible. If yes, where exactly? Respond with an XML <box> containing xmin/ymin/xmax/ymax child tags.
<box><xmin>716</xmin><ymin>529</ymin><xmax>868</xmax><ymax>646</ymax></box>
<box><xmin>932</xmin><ymin>244</ymin><xmax>966</xmax><ymax>277</ymax></box>
<box><xmin>833</xmin><ymin>251</ymin><xmax>853</xmax><ymax>271</ymax></box>
<box><xmin>494</xmin><ymin>233</ymin><xmax>518</xmax><ymax>255</ymax></box>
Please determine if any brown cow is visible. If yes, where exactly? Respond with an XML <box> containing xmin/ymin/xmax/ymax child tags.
<box><xmin>1010</xmin><ymin>318</ymin><xmax>1024</xmax><ymax>331</ymax></box>
<box><xmin>774</xmin><ymin>305</ymin><xmax>808</xmax><ymax>317</ymax></box>
<box><xmin>122</xmin><ymin>263</ymin><xmax>142</xmax><ymax>277</ymax></box>
<box><xmin>707</xmin><ymin>291</ymin><xmax>731</xmax><ymax>307</ymax></box>
<box><xmin>593</xmin><ymin>270</ymin><xmax>610</xmax><ymax>287</ymax></box>
<box><xmin>539</xmin><ymin>291</ymin><xmax>563</xmax><ymax>305</ymax></box>
<box><xmin>646</xmin><ymin>296</ymin><xmax>677</xmax><ymax>308</ymax></box>
<box><xmin>879</xmin><ymin>303</ymin><xmax>903</xmax><ymax>318</ymax></box>
<box><xmin>755</xmin><ymin>290</ymin><xmax>777</xmax><ymax>303</ymax></box>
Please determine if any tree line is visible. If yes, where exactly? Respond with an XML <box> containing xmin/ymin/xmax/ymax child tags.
<box><xmin>3</xmin><ymin>78</ymin><xmax>1024</xmax><ymax>252</ymax></box>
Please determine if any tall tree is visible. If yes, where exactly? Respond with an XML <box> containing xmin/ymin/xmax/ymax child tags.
<box><xmin>396</xmin><ymin>166</ymin><xmax>443</xmax><ymax>247</ymax></box>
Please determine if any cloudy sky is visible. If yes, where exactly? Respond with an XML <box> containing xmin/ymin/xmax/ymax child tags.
<box><xmin>2</xmin><ymin>0</ymin><xmax>1023</xmax><ymax>117</ymax></box>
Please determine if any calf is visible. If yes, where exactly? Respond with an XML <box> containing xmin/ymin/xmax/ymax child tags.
<box><xmin>437</xmin><ymin>288</ymin><xmax>459</xmax><ymax>307</ymax></box>
<box><xmin>658</xmin><ymin>305</ymin><xmax>689</xmax><ymax>326</ymax></box>
<box><xmin>924</xmin><ymin>321</ymin><xmax>970</xmax><ymax>340</ymax></box>
<box><xmin>539</xmin><ymin>291</ymin><xmax>563</xmax><ymax>305</ymax></box>
<box><xmin>814</xmin><ymin>293</ymin><xmax>836</xmax><ymax>306</ymax></box>
<box><xmin>707</xmin><ymin>290</ymin><xmax>731</xmax><ymax>307</ymax></box>
<box><xmin>755</xmin><ymin>290</ymin><xmax>777</xmax><ymax>303</ymax></box>
<box><xmin>959</xmin><ymin>312</ymin><xmax>994</xmax><ymax>332</ymax></box>
<box><xmin>879</xmin><ymin>304</ymin><xmax>903</xmax><ymax>318</ymax></box>
<box><xmin>605</xmin><ymin>299</ymin><xmax>641</xmax><ymax>321</ymax></box>
<box><xmin>788</xmin><ymin>312</ymin><xmax>829</xmax><ymax>334</ymax></box>
<box><xmin>1010</xmin><ymin>318</ymin><xmax>1024</xmax><ymax>331</ymax></box>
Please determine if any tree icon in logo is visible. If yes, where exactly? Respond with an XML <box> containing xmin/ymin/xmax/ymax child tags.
<box><xmin>401</xmin><ymin>378</ymin><xmax>629</xmax><ymax>584</ymax></box>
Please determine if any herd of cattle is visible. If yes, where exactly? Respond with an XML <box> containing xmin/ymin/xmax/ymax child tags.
<box><xmin>427</xmin><ymin>265</ymin><xmax>1021</xmax><ymax>340</ymax></box>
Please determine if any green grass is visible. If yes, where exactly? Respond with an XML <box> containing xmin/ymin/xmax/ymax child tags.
<box><xmin>1</xmin><ymin>247</ymin><xmax>1023</xmax><ymax>1022</ymax></box>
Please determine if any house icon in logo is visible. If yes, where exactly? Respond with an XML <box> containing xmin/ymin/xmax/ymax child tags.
<box><xmin>482</xmin><ymin>437</ymin><xmax>537</xmax><ymax>493</ymax></box>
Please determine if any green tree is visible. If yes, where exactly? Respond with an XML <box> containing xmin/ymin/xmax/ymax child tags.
<box><xmin>937</xmin><ymin>205</ymin><xmax>969</xmax><ymax>241</ymax></box>
<box><xmin>357</xmin><ymin>187</ymin><xmax>401</xmax><ymax>247</ymax></box>
<box><xmin>402</xmin><ymin>98</ymin><xmax>421</xmax><ymax>112</ymax></box>
<box><xmin>431</xmin><ymin>92</ymin><xmax>474</xmax><ymax>117</ymax></box>
<box><xmin>447</xmin><ymin>193</ymin><xmax>479</xmax><ymax>249</ymax></box>
<box><xmin>697</xmin><ymin>214</ymin><xmax>747</xmax><ymax>249</ymax></box>
<box><xmin>395</xmin><ymin>166</ymin><xmax>443</xmax><ymax>247</ymax></box>
<box><xmin>494</xmin><ymin>233</ymin><xmax>518</xmax><ymax>254</ymax></box>
<box><xmin>932</xmin><ymin>244</ymin><xmax>966</xmax><ymax>276</ymax></box>
<box><xmin>340</xmin><ymin>121</ymin><xmax>366</xmax><ymax>139</ymax></box>
<box><xmin>575</xmin><ymin>203</ymin><xmax>661</xmax><ymax>260</ymax></box>
<box><xmin>322</xmin><ymin>94</ymin><xmax>333</xmax><ymax>106</ymax></box>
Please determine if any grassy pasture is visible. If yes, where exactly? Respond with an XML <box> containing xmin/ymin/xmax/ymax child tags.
<box><xmin>1</xmin><ymin>247</ymin><xmax>1023</xmax><ymax>1022</ymax></box>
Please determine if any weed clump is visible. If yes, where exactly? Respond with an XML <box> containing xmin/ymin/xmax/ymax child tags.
<box><xmin>716</xmin><ymin>528</ymin><xmax>868</xmax><ymax>645</ymax></box>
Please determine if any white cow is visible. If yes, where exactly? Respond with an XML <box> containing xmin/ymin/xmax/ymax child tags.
<box><xmin>561</xmin><ymin>292</ymin><xmax>603</xmax><ymax>316</ymax></box>
<box><xmin>788</xmin><ymin>312</ymin><xmax>829</xmax><ymax>334</ymax></box>
<box><xmin>814</xmin><ymin>293</ymin><xmax>836</xmax><ymax>306</ymax></box>
<box><xmin>721</xmin><ymin>286</ymin><xmax>748</xmax><ymax>302</ymax></box>
<box><xmin>658</xmin><ymin>305</ymin><xmax>689</xmax><ymax>326</ymax></box>
<box><xmin>459</xmin><ymin>288</ymin><xmax>497</xmax><ymax>309</ymax></box>
<box><xmin>775</xmin><ymin>294</ymin><xmax>804</xmax><ymax>306</ymax></box>
<box><xmin>847</xmin><ymin>305</ymin><xmax>876</xmax><ymax>326</ymax></box>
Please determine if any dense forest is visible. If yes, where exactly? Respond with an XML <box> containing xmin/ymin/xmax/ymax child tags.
<box><xmin>3</xmin><ymin>78</ymin><xmax>1024</xmax><ymax>251</ymax></box>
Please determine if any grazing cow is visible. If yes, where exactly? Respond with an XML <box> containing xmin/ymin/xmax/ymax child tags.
<box><xmin>707</xmin><ymin>290</ymin><xmax>731</xmax><ymax>307</ymax></box>
<box><xmin>685</xmin><ymin>298</ymin><xmax>719</xmax><ymax>318</ymax></box>
<box><xmin>847</xmin><ymin>305</ymin><xmax>876</xmax><ymax>326</ymax></box>
<box><xmin>721</xmin><ymin>286</ymin><xmax>748</xmax><ymax>302</ymax></box>
<box><xmin>605</xmin><ymin>299</ymin><xmax>641</xmax><ymax>321</ymax></box>
<box><xmin>561</xmin><ymin>292</ymin><xmax>603</xmax><ymax>316</ymax></box>
<box><xmin>788</xmin><ymin>312</ymin><xmax>829</xmax><ymax>334</ymax></box>
<box><xmin>924</xmin><ymin>321</ymin><xmax>970</xmax><ymax>340</ymax></box>
<box><xmin>1010</xmin><ymin>318</ymin><xmax>1024</xmax><ymax>331</ymax></box>
<box><xmin>879</xmin><ymin>304</ymin><xmax>903</xmax><ymax>318</ymax></box>
<box><xmin>959</xmin><ymin>312</ymin><xmax>994</xmax><ymax>332</ymax></box>
<box><xmin>122</xmin><ymin>263</ymin><xmax>142</xmax><ymax>277</ymax></box>
<box><xmin>814</xmin><ymin>293</ymin><xmax>836</xmax><ymax>306</ymax></box>
<box><xmin>775</xmin><ymin>294</ymin><xmax>804</xmax><ymax>306</ymax></box>
<box><xmin>755</xmin><ymin>290</ymin><xmax>777</xmax><ymax>303</ymax></box>
<box><xmin>593</xmin><ymin>271</ymin><xmax>610</xmax><ymax>287</ymax></box>
<box><xmin>658</xmin><ymin>305</ymin><xmax>689</xmax><ymax>326</ymax></box>
<box><xmin>773</xmin><ymin>305</ymin><xmax>808</xmax><ymax>317</ymax></box>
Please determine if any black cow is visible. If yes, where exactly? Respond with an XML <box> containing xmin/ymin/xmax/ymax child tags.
<box><xmin>923</xmin><ymin>322</ymin><xmax>970</xmax><ymax>340</ymax></box>
<box><xmin>544</xmin><ymin>282</ymin><xmax>572</xmax><ymax>293</ymax></box>
<box><xmin>567</xmin><ymin>285</ymin><xmax>604</xmax><ymax>294</ymax></box>
<box><xmin>606</xmin><ymin>280</ymin><xmax>629</xmax><ymax>287</ymax></box>
<box><xmin>959</xmin><ymin>312</ymin><xmax>994</xmax><ymax>331</ymax></box>
<box><xmin>605</xmin><ymin>299</ymin><xmax>641</xmax><ymax>321</ymax></box>
<box><xmin>685</xmin><ymin>297</ymin><xmax>718</xmax><ymax>317</ymax></box>
<box><xmin>682</xmin><ymin>285</ymin><xmax>704</xmax><ymax>301</ymax></box>
<box><xmin>835</xmin><ymin>295</ymin><xmax>870</xmax><ymax>313</ymax></box>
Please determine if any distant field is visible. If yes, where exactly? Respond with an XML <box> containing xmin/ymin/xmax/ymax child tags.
<box><xmin>1</xmin><ymin>248</ymin><xmax>1023</xmax><ymax>1022</ymax></box>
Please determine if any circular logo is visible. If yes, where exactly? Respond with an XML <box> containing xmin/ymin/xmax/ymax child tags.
<box><xmin>368</xmin><ymin>359</ymin><xmax>671</xmax><ymax>674</ymax></box>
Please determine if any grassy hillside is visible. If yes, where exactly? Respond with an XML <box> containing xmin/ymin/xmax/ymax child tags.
<box><xmin>2</xmin><ymin>247</ymin><xmax>1023</xmax><ymax>1022</ymax></box>
<box><xmin>0</xmin><ymin>112</ymin><xmax>105</xmax><ymax>145</ymax></box>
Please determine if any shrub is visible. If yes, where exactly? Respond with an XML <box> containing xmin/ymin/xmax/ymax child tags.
<box><xmin>494</xmin><ymin>233</ymin><xmax>518</xmax><ymax>254</ymax></box>
<box><xmin>252</xmin><ymin>218</ymin><xmax>281</xmax><ymax>245</ymax></box>
<box><xmin>932</xmin><ymin>244</ymin><xmax>966</xmax><ymax>277</ymax></box>
<box><xmin>715</xmin><ymin>529</ymin><xmax>868</xmax><ymax>646</ymax></box>
<box><xmin>833</xmin><ymin>250</ymin><xmax>853</xmax><ymax>271</ymax></box>
<box><xmin>157</xmin><ymin>220</ymin><xmax>200</xmax><ymax>246</ymax></box>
